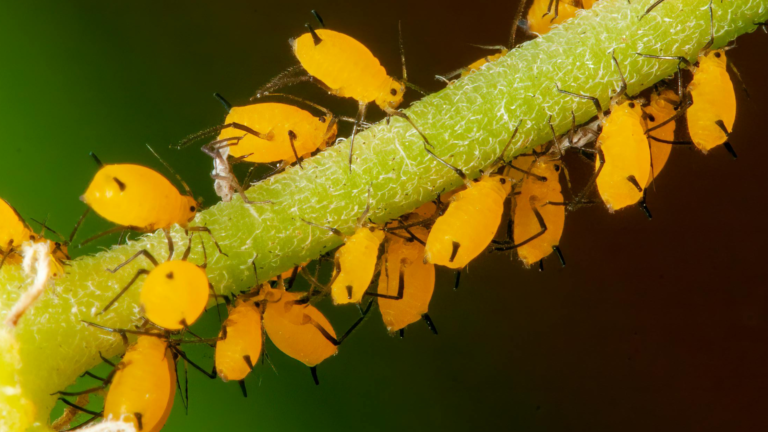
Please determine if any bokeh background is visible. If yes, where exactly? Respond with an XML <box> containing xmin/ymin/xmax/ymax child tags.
<box><xmin>1</xmin><ymin>1</ymin><xmax>766</xmax><ymax>431</ymax></box>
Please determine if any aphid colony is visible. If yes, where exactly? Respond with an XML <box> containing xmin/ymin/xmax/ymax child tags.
<box><xmin>0</xmin><ymin>2</ymin><xmax>753</xmax><ymax>431</ymax></box>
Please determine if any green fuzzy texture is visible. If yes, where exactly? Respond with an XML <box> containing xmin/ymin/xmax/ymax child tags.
<box><xmin>1</xmin><ymin>0</ymin><xmax>765</xmax><ymax>429</ymax></box>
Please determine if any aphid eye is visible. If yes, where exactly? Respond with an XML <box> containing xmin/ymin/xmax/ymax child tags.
<box><xmin>499</xmin><ymin>178</ymin><xmax>507</xmax><ymax>185</ymax></box>
<box><xmin>319</xmin><ymin>116</ymin><xmax>327</xmax><ymax>123</ymax></box>
<box><xmin>714</xmin><ymin>52</ymin><xmax>722</xmax><ymax>58</ymax></box>
<box><xmin>390</xmin><ymin>88</ymin><xmax>397</xmax><ymax>96</ymax></box>
<box><xmin>189</xmin><ymin>206</ymin><xmax>196</xmax><ymax>212</ymax></box>
<box><xmin>628</xmin><ymin>102</ymin><xmax>636</xmax><ymax>109</ymax></box>
<box><xmin>554</xmin><ymin>165</ymin><xmax>561</xmax><ymax>172</ymax></box>
<box><xmin>29</xmin><ymin>235</ymin><xmax>35</xmax><ymax>241</ymax></box>
<box><xmin>647</xmin><ymin>114</ymin><xmax>656</xmax><ymax>122</ymax></box>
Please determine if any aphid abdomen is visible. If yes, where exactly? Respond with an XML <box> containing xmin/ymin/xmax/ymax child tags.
<box><xmin>293</xmin><ymin>29</ymin><xmax>390</xmax><ymax>103</ymax></box>
<box><xmin>140</xmin><ymin>260</ymin><xmax>209</xmax><ymax>330</ymax></box>
<box><xmin>263</xmin><ymin>291</ymin><xmax>337</xmax><ymax>367</ymax></box>
<box><xmin>104</xmin><ymin>336</ymin><xmax>176</xmax><ymax>432</ymax></box>
<box><xmin>514</xmin><ymin>162</ymin><xmax>565</xmax><ymax>266</ymax></box>
<box><xmin>378</xmin><ymin>228</ymin><xmax>435</xmax><ymax>332</ymax></box>
<box><xmin>425</xmin><ymin>181</ymin><xmax>507</xmax><ymax>268</ymax></box>
<box><xmin>83</xmin><ymin>165</ymin><xmax>186</xmax><ymax>230</ymax></box>
<box><xmin>331</xmin><ymin>227</ymin><xmax>385</xmax><ymax>305</ymax></box>
<box><xmin>216</xmin><ymin>301</ymin><xmax>263</xmax><ymax>382</ymax></box>
<box><xmin>596</xmin><ymin>105</ymin><xmax>650</xmax><ymax>211</ymax></box>
<box><xmin>688</xmin><ymin>54</ymin><xmax>736</xmax><ymax>152</ymax></box>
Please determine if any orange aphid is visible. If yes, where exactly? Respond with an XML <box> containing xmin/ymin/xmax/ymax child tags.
<box><xmin>139</xmin><ymin>260</ymin><xmax>209</xmax><ymax>330</ymax></box>
<box><xmin>104</xmin><ymin>336</ymin><xmax>176</xmax><ymax>432</ymax></box>
<box><xmin>687</xmin><ymin>50</ymin><xmax>736</xmax><ymax>153</ymax></box>
<box><xmin>527</xmin><ymin>0</ymin><xmax>582</xmax><ymax>35</ymax></box>
<box><xmin>644</xmin><ymin>89</ymin><xmax>681</xmax><ymax>184</ymax></box>
<box><xmin>215</xmin><ymin>300</ymin><xmax>263</xmax><ymax>384</ymax></box>
<box><xmin>330</xmin><ymin>227</ymin><xmax>385</xmax><ymax>305</ymax></box>
<box><xmin>377</xmin><ymin>227</ymin><xmax>437</xmax><ymax>334</ymax></box>
<box><xmin>262</xmin><ymin>290</ymin><xmax>337</xmax><ymax>368</ymax></box>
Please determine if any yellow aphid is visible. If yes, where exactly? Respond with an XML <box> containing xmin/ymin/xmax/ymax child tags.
<box><xmin>461</xmin><ymin>50</ymin><xmax>508</xmax><ymax>78</ymax></box>
<box><xmin>425</xmin><ymin>176</ymin><xmax>512</xmax><ymax>269</ymax></box>
<box><xmin>595</xmin><ymin>101</ymin><xmax>651</xmax><ymax>212</ymax></box>
<box><xmin>100</xmin><ymin>239</ymin><xmax>212</xmax><ymax>331</ymax></box>
<box><xmin>512</xmin><ymin>159</ymin><xmax>566</xmax><ymax>266</ymax></box>
<box><xmin>83</xmin><ymin>164</ymin><xmax>197</xmax><ymax>232</ymax></box>
<box><xmin>293</xmin><ymin>29</ymin><xmax>404</xmax><ymax>111</ymax></box>
<box><xmin>687</xmin><ymin>50</ymin><xmax>736</xmax><ymax>153</ymax></box>
<box><xmin>0</xmin><ymin>198</ymin><xmax>35</xmax><ymax>266</ymax></box>
<box><xmin>527</xmin><ymin>0</ymin><xmax>582</xmax><ymax>35</ymax></box>
<box><xmin>263</xmin><ymin>290</ymin><xmax>337</xmax><ymax>368</ymax></box>
<box><xmin>377</xmin><ymin>227</ymin><xmax>437</xmax><ymax>334</ymax></box>
<box><xmin>330</xmin><ymin>227</ymin><xmax>385</xmax><ymax>305</ymax></box>
<box><xmin>215</xmin><ymin>300</ymin><xmax>263</xmax><ymax>384</ymax></box>
<box><xmin>140</xmin><ymin>260</ymin><xmax>209</xmax><ymax>330</ymax></box>
<box><xmin>104</xmin><ymin>335</ymin><xmax>176</xmax><ymax>432</ymax></box>
<box><xmin>644</xmin><ymin>89</ymin><xmax>681</xmax><ymax>184</ymax></box>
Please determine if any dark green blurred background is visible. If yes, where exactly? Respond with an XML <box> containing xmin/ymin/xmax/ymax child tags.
<box><xmin>1</xmin><ymin>1</ymin><xmax>766</xmax><ymax>431</ymax></box>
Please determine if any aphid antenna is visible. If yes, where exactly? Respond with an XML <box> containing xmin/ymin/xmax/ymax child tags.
<box><xmin>555</xmin><ymin>82</ymin><xmax>605</xmax><ymax>122</ymax></box>
<box><xmin>356</xmin><ymin>184</ymin><xmax>374</xmax><ymax>226</ymax></box>
<box><xmin>310</xmin><ymin>10</ymin><xmax>325</xmax><ymax>28</ymax></box>
<box><xmin>638</xmin><ymin>0</ymin><xmax>666</xmax><ymax>21</ymax></box>
<box><xmin>145</xmin><ymin>144</ymin><xmax>195</xmax><ymax>199</ymax></box>
<box><xmin>299</xmin><ymin>218</ymin><xmax>344</xmax><ymax>237</ymax></box>
<box><xmin>725</xmin><ymin>58</ymin><xmax>751</xmax><ymax>99</ymax></box>
<box><xmin>702</xmin><ymin>0</ymin><xmax>715</xmax><ymax>52</ymax></box>
<box><xmin>213</xmin><ymin>92</ymin><xmax>233</xmax><ymax>113</ymax></box>
<box><xmin>467</xmin><ymin>43</ymin><xmax>509</xmax><ymax>51</ymax></box>
<box><xmin>547</xmin><ymin>115</ymin><xmax>565</xmax><ymax>158</ymax></box>
<box><xmin>610</xmin><ymin>50</ymin><xmax>628</xmax><ymax>105</ymax></box>
<box><xmin>509</xmin><ymin>0</ymin><xmax>529</xmax><ymax>48</ymax></box>
<box><xmin>398</xmin><ymin>21</ymin><xmax>431</xmax><ymax>97</ymax></box>
<box><xmin>491</xmin><ymin>119</ymin><xmax>523</xmax><ymax>169</ymax></box>
<box><xmin>29</xmin><ymin>218</ymin><xmax>68</xmax><ymax>243</ymax></box>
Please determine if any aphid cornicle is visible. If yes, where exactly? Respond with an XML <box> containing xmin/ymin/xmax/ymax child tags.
<box><xmin>638</xmin><ymin>2</ymin><xmax>738</xmax><ymax>158</ymax></box>
<box><xmin>643</xmin><ymin>89</ymin><xmax>681</xmax><ymax>184</ymax></box>
<box><xmin>175</xmin><ymin>93</ymin><xmax>340</xmax><ymax>202</ymax></box>
<box><xmin>215</xmin><ymin>299</ymin><xmax>263</xmax><ymax>393</ymax></box>
<box><xmin>77</xmin><ymin>148</ymin><xmax>225</xmax><ymax>259</ymax></box>
<box><xmin>557</xmin><ymin>54</ymin><xmax>651</xmax><ymax>215</ymax></box>
<box><xmin>494</xmin><ymin>155</ymin><xmax>566</xmax><ymax>267</ymax></box>
<box><xmin>99</xmin><ymin>236</ymin><xmax>212</xmax><ymax>331</ymax></box>
<box><xmin>256</xmin><ymin>11</ymin><xmax>426</xmax><ymax>169</ymax></box>
<box><xmin>103</xmin><ymin>335</ymin><xmax>176</xmax><ymax>432</ymax></box>
<box><xmin>422</xmin><ymin>125</ymin><xmax>519</xmax><ymax>269</ymax></box>
<box><xmin>376</xmin><ymin>226</ymin><xmax>437</xmax><ymax>335</ymax></box>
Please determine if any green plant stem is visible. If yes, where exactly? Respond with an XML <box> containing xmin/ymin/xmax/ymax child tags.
<box><xmin>1</xmin><ymin>0</ymin><xmax>765</xmax><ymax>429</ymax></box>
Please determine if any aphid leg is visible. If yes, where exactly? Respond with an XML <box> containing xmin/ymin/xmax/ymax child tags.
<box><xmin>175</xmin><ymin>122</ymin><xmax>273</xmax><ymax>149</ymax></box>
<box><xmin>348</xmin><ymin>102</ymin><xmax>368</xmax><ymax>171</ymax></box>
<box><xmin>555</xmin><ymin>83</ymin><xmax>605</xmax><ymax>122</ymax></box>
<box><xmin>492</xmin><ymin>199</ymin><xmax>548</xmax><ymax>251</ymax></box>
<box><xmin>80</xmin><ymin>371</ymin><xmax>106</xmax><ymax>382</ymax></box>
<box><xmin>171</xmin><ymin>345</ymin><xmax>217</xmax><ymax>379</ymax></box>
<box><xmin>57</xmin><ymin>398</ymin><xmax>103</xmax><ymax>418</ymax></box>
<box><xmin>299</xmin><ymin>218</ymin><xmax>344</xmax><ymax>237</ymax></box>
<box><xmin>116</xmin><ymin>230</ymin><xmax>127</xmax><ymax>246</ymax></box>
<box><xmin>543</xmin><ymin>0</ymin><xmax>556</xmax><ymax>18</ymax></box>
<box><xmin>78</xmin><ymin>225</ymin><xmax>140</xmax><ymax>249</ymax></box>
<box><xmin>568</xmin><ymin>148</ymin><xmax>605</xmax><ymax>212</ymax></box>
<box><xmin>435</xmin><ymin>66</ymin><xmax>468</xmax><ymax>83</ymax></box>
<box><xmin>546</xmin><ymin>115</ymin><xmax>565</xmax><ymax>158</ymax></box>
<box><xmin>648</xmin><ymin>136</ymin><xmax>692</xmax><ymax>145</ymax></box>
<box><xmin>402</xmin><ymin>226</ymin><xmax>426</xmax><ymax>246</ymax></box>
<box><xmin>610</xmin><ymin>51</ymin><xmax>628</xmax><ymax>104</ymax></box>
<box><xmin>454</xmin><ymin>270</ymin><xmax>462</xmax><ymax>291</ymax></box>
<box><xmin>638</xmin><ymin>0</ymin><xmax>666</xmax><ymax>21</ymax></box>
<box><xmin>286</xmin><ymin>130</ymin><xmax>304</xmax><ymax>169</ymax></box>
<box><xmin>299</xmin><ymin>267</ymin><xmax>329</xmax><ymax>294</ymax></box>
<box><xmin>163</xmin><ymin>228</ymin><xmax>174</xmax><ymax>261</ymax></box>
<box><xmin>106</xmin><ymin>249</ymin><xmax>159</xmax><ymax>274</ymax></box>
<box><xmin>251</xmin><ymin>65</ymin><xmax>312</xmax><ymax>100</ymax></box>
<box><xmin>422</xmin><ymin>313</ymin><xmax>439</xmax><ymax>335</ymax></box>
<box><xmin>552</xmin><ymin>246</ymin><xmax>566</xmax><ymax>267</ymax></box>
<box><xmin>0</xmin><ymin>240</ymin><xmax>13</xmax><ymax>271</ymax></box>
<box><xmin>422</xmin><ymin>143</ymin><xmax>468</xmax><ymax>183</ymax></box>
<box><xmin>286</xmin><ymin>266</ymin><xmax>300</xmax><ymax>291</ymax></box>
<box><xmin>180</xmin><ymin>234</ymin><xmax>195</xmax><ymax>262</ymax></box>
<box><xmin>97</xmin><ymin>269</ymin><xmax>150</xmax><ymax>314</ymax></box>
<box><xmin>60</xmin><ymin>413</ymin><xmax>100</xmax><ymax>431</ymax></box>
<box><xmin>509</xmin><ymin>0</ymin><xmax>528</xmax><ymax>48</ymax></box>
<box><xmin>645</xmin><ymin>95</ymin><xmax>692</xmax><ymax>135</ymax></box>
<box><xmin>186</xmin><ymin>226</ymin><xmax>228</xmax><ymax>257</ymax></box>
<box><xmin>365</xmin><ymin>259</ymin><xmax>406</xmax><ymax>300</ymax></box>
<box><xmin>309</xmin><ymin>366</ymin><xmax>320</xmax><ymax>385</ymax></box>
<box><xmin>725</xmin><ymin>60</ymin><xmax>750</xmax><ymax>99</ymax></box>
<box><xmin>68</xmin><ymin>208</ymin><xmax>91</xmax><ymax>244</ymax></box>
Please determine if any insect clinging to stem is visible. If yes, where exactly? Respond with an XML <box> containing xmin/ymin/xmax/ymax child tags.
<box><xmin>97</xmin><ymin>235</ymin><xmax>216</xmax><ymax>333</ymax></box>
<box><xmin>637</xmin><ymin>1</ymin><xmax>738</xmax><ymax>158</ymax></box>
<box><xmin>253</xmin><ymin>11</ymin><xmax>429</xmax><ymax>171</ymax></box>
<box><xmin>643</xmin><ymin>88</ymin><xmax>683</xmax><ymax>185</ymax></box>
<box><xmin>421</xmin><ymin>122</ymin><xmax>520</xmax><ymax>272</ymax></box>
<box><xmin>215</xmin><ymin>298</ymin><xmax>264</xmax><ymax>397</ymax></box>
<box><xmin>76</xmin><ymin>146</ymin><xmax>226</xmax><ymax>260</ymax></box>
<box><xmin>557</xmin><ymin>52</ymin><xmax>652</xmax><ymax>217</ymax></box>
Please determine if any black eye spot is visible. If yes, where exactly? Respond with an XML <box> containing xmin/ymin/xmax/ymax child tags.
<box><xmin>29</xmin><ymin>235</ymin><xmax>36</xmax><ymax>241</ymax></box>
<box><xmin>714</xmin><ymin>52</ymin><xmax>722</xmax><ymax>58</ymax></box>
<box><xmin>628</xmin><ymin>102</ymin><xmax>636</xmax><ymax>109</ymax></box>
<box><xmin>647</xmin><ymin>114</ymin><xmax>656</xmax><ymax>122</ymax></box>
<box><xmin>319</xmin><ymin>116</ymin><xmax>327</xmax><ymax>123</ymax></box>
<box><xmin>390</xmin><ymin>88</ymin><xmax>397</xmax><ymax>96</ymax></box>
<box><xmin>499</xmin><ymin>178</ymin><xmax>507</xmax><ymax>185</ymax></box>
<box><xmin>554</xmin><ymin>165</ymin><xmax>561</xmax><ymax>172</ymax></box>
<box><xmin>189</xmin><ymin>206</ymin><xmax>196</xmax><ymax>212</ymax></box>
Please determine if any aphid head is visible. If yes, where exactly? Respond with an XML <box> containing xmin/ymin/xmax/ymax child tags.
<box><xmin>375</xmin><ymin>79</ymin><xmax>406</xmax><ymax>110</ymax></box>
<box><xmin>652</xmin><ymin>89</ymin><xmax>680</xmax><ymax>109</ymax></box>
<box><xmin>490</xmin><ymin>175</ymin><xmax>514</xmax><ymax>196</ymax></box>
<box><xmin>702</xmin><ymin>49</ymin><xmax>727</xmax><ymax>68</ymax></box>
<box><xmin>182</xmin><ymin>196</ymin><xmax>199</xmax><ymax>223</ymax></box>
